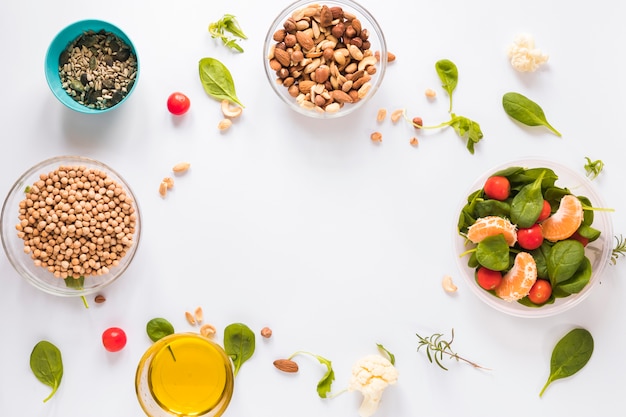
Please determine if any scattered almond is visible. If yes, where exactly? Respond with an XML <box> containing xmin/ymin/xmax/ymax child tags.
<box><xmin>370</xmin><ymin>131</ymin><xmax>382</xmax><ymax>143</ymax></box>
<box><xmin>200</xmin><ymin>323</ymin><xmax>217</xmax><ymax>338</ymax></box>
<box><xmin>273</xmin><ymin>358</ymin><xmax>299</xmax><ymax>373</ymax></box>
<box><xmin>172</xmin><ymin>162</ymin><xmax>190</xmax><ymax>174</ymax></box>
<box><xmin>261</xmin><ymin>327</ymin><xmax>273</xmax><ymax>338</ymax></box>
<box><xmin>376</xmin><ymin>108</ymin><xmax>387</xmax><ymax>123</ymax></box>
<box><xmin>185</xmin><ymin>311</ymin><xmax>196</xmax><ymax>325</ymax></box>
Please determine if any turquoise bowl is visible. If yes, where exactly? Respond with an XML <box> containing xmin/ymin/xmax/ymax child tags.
<box><xmin>45</xmin><ymin>19</ymin><xmax>139</xmax><ymax>114</ymax></box>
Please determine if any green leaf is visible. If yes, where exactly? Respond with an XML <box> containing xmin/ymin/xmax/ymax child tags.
<box><xmin>290</xmin><ymin>351</ymin><xmax>335</xmax><ymax>398</ymax></box>
<box><xmin>435</xmin><ymin>59</ymin><xmax>458</xmax><ymax>112</ymax></box>
<box><xmin>224</xmin><ymin>323</ymin><xmax>255</xmax><ymax>377</ymax></box>
<box><xmin>547</xmin><ymin>240</ymin><xmax>585</xmax><ymax>285</ymax></box>
<box><xmin>208</xmin><ymin>14</ymin><xmax>247</xmax><ymax>52</ymax></box>
<box><xmin>377</xmin><ymin>343</ymin><xmax>396</xmax><ymax>366</ymax></box>
<box><xmin>449</xmin><ymin>114</ymin><xmax>483</xmax><ymax>154</ymax></box>
<box><xmin>30</xmin><ymin>341</ymin><xmax>63</xmax><ymax>403</ymax></box>
<box><xmin>510</xmin><ymin>171</ymin><xmax>545</xmax><ymax>228</ymax></box>
<box><xmin>198</xmin><ymin>57</ymin><xmax>244</xmax><ymax>107</ymax></box>
<box><xmin>476</xmin><ymin>234</ymin><xmax>510</xmax><ymax>271</ymax></box>
<box><xmin>64</xmin><ymin>275</ymin><xmax>84</xmax><ymax>289</ymax></box>
<box><xmin>502</xmin><ymin>92</ymin><xmax>561</xmax><ymax>137</ymax></box>
<box><xmin>540</xmin><ymin>328</ymin><xmax>593</xmax><ymax>397</ymax></box>
<box><xmin>146</xmin><ymin>318</ymin><xmax>175</xmax><ymax>342</ymax></box>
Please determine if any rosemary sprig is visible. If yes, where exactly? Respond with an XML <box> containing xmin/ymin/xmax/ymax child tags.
<box><xmin>416</xmin><ymin>329</ymin><xmax>489</xmax><ymax>371</ymax></box>
<box><xmin>611</xmin><ymin>234</ymin><xmax>626</xmax><ymax>265</ymax></box>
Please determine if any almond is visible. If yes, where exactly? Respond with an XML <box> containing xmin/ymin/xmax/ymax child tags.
<box><xmin>330</xmin><ymin>89</ymin><xmax>354</xmax><ymax>103</ymax></box>
<box><xmin>296</xmin><ymin>31</ymin><xmax>314</xmax><ymax>51</ymax></box>
<box><xmin>273</xmin><ymin>358</ymin><xmax>299</xmax><ymax>373</ymax></box>
<box><xmin>273</xmin><ymin>48</ymin><xmax>291</xmax><ymax>67</ymax></box>
<box><xmin>298</xmin><ymin>80</ymin><xmax>315</xmax><ymax>94</ymax></box>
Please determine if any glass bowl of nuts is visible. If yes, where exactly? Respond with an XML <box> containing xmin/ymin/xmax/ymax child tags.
<box><xmin>45</xmin><ymin>20</ymin><xmax>139</xmax><ymax>114</ymax></box>
<box><xmin>1</xmin><ymin>156</ymin><xmax>141</xmax><ymax>297</ymax></box>
<box><xmin>264</xmin><ymin>0</ymin><xmax>387</xmax><ymax>118</ymax></box>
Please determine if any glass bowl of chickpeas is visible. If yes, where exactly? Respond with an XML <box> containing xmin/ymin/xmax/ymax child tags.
<box><xmin>263</xmin><ymin>0</ymin><xmax>388</xmax><ymax>118</ymax></box>
<box><xmin>1</xmin><ymin>156</ymin><xmax>141</xmax><ymax>297</ymax></box>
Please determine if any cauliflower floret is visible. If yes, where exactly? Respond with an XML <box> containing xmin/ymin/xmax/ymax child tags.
<box><xmin>507</xmin><ymin>33</ymin><xmax>549</xmax><ymax>72</ymax></box>
<box><xmin>347</xmin><ymin>354</ymin><xmax>398</xmax><ymax>417</ymax></box>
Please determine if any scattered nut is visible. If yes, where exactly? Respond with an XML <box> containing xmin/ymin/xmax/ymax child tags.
<box><xmin>221</xmin><ymin>99</ymin><xmax>243</xmax><ymax>118</ymax></box>
<box><xmin>273</xmin><ymin>358</ymin><xmax>299</xmax><ymax>373</ymax></box>
<box><xmin>412</xmin><ymin>117</ymin><xmax>423</xmax><ymax>128</ymax></box>
<box><xmin>410</xmin><ymin>137</ymin><xmax>419</xmax><ymax>147</ymax></box>
<box><xmin>375</xmin><ymin>51</ymin><xmax>396</xmax><ymax>63</ymax></box>
<box><xmin>200</xmin><ymin>323</ymin><xmax>217</xmax><ymax>338</ymax></box>
<box><xmin>94</xmin><ymin>294</ymin><xmax>106</xmax><ymax>303</ymax></box>
<box><xmin>158</xmin><ymin>181</ymin><xmax>168</xmax><ymax>198</ymax></box>
<box><xmin>391</xmin><ymin>109</ymin><xmax>404</xmax><ymax>123</ymax></box>
<box><xmin>376</xmin><ymin>108</ymin><xmax>387</xmax><ymax>123</ymax></box>
<box><xmin>425</xmin><ymin>88</ymin><xmax>437</xmax><ymax>99</ymax></box>
<box><xmin>172</xmin><ymin>162</ymin><xmax>190</xmax><ymax>174</ymax></box>
<box><xmin>218</xmin><ymin>118</ymin><xmax>233</xmax><ymax>131</ymax></box>
<box><xmin>185</xmin><ymin>311</ymin><xmax>196</xmax><ymax>325</ymax></box>
<box><xmin>370</xmin><ymin>131</ymin><xmax>382</xmax><ymax>143</ymax></box>
<box><xmin>260</xmin><ymin>327</ymin><xmax>273</xmax><ymax>338</ymax></box>
<box><xmin>194</xmin><ymin>306</ymin><xmax>203</xmax><ymax>324</ymax></box>
<box><xmin>163</xmin><ymin>177</ymin><xmax>174</xmax><ymax>189</ymax></box>
<box><xmin>442</xmin><ymin>275</ymin><xmax>458</xmax><ymax>293</ymax></box>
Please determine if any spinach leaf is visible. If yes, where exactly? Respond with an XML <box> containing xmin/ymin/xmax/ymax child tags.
<box><xmin>224</xmin><ymin>322</ymin><xmax>255</xmax><ymax>376</ymax></box>
<box><xmin>476</xmin><ymin>234</ymin><xmax>510</xmax><ymax>271</ymax></box>
<box><xmin>449</xmin><ymin>114</ymin><xmax>483</xmax><ymax>154</ymax></box>
<box><xmin>531</xmin><ymin>243</ymin><xmax>551</xmax><ymax>279</ymax></box>
<box><xmin>547</xmin><ymin>240</ymin><xmax>585</xmax><ymax>285</ymax></box>
<box><xmin>146</xmin><ymin>318</ymin><xmax>175</xmax><ymax>342</ymax></box>
<box><xmin>553</xmin><ymin>257</ymin><xmax>591</xmax><ymax>296</ymax></box>
<box><xmin>510</xmin><ymin>171</ymin><xmax>545</xmax><ymax>228</ymax></box>
<box><xmin>539</xmin><ymin>328</ymin><xmax>593</xmax><ymax>397</ymax></box>
<box><xmin>435</xmin><ymin>59</ymin><xmax>458</xmax><ymax>112</ymax></box>
<box><xmin>502</xmin><ymin>92</ymin><xmax>561</xmax><ymax>137</ymax></box>
<box><xmin>30</xmin><ymin>340</ymin><xmax>63</xmax><ymax>403</ymax></box>
<box><xmin>199</xmin><ymin>57</ymin><xmax>244</xmax><ymax>107</ymax></box>
<box><xmin>474</xmin><ymin>199</ymin><xmax>511</xmax><ymax>219</ymax></box>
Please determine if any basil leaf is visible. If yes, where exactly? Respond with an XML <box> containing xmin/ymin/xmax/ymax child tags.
<box><xmin>502</xmin><ymin>92</ymin><xmax>561</xmax><ymax>137</ymax></box>
<box><xmin>199</xmin><ymin>57</ymin><xmax>244</xmax><ymax>107</ymax></box>
<box><xmin>435</xmin><ymin>59</ymin><xmax>458</xmax><ymax>112</ymax></box>
<box><xmin>510</xmin><ymin>171</ymin><xmax>545</xmax><ymax>228</ymax></box>
<box><xmin>224</xmin><ymin>322</ymin><xmax>255</xmax><ymax>376</ymax></box>
<box><xmin>539</xmin><ymin>328</ymin><xmax>593</xmax><ymax>397</ymax></box>
<box><xmin>476</xmin><ymin>234</ymin><xmax>510</xmax><ymax>271</ymax></box>
<box><xmin>146</xmin><ymin>318</ymin><xmax>175</xmax><ymax>342</ymax></box>
<box><xmin>547</xmin><ymin>240</ymin><xmax>585</xmax><ymax>285</ymax></box>
<box><xmin>30</xmin><ymin>341</ymin><xmax>63</xmax><ymax>403</ymax></box>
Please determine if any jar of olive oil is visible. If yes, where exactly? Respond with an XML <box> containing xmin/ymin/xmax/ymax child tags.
<box><xmin>136</xmin><ymin>333</ymin><xmax>234</xmax><ymax>417</ymax></box>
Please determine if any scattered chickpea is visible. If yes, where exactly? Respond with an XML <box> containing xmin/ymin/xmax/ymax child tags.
<box><xmin>425</xmin><ymin>88</ymin><xmax>437</xmax><ymax>99</ymax></box>
<box><xmin>370</xmin><ymin>131</ymin><xmax>383</xmax><ymax>143</ymax></box>
<box><xmin>376</xmin><ymin>108</ymin><xmax>387</xmax><ymax>123</ymax></box>
<box><xmin>261</xmin><ymin>327</ymin><xmax>273</xmax><ymax>338</ymax></box>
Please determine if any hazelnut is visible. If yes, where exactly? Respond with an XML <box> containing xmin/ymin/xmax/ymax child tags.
<box><xmin>261</xmin><ymin>327</ymin><xmax>273</xmax><ymax>338</ymax></box>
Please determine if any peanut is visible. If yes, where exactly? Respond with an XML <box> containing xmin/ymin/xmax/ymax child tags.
<box><xmin>425</xmin><ymin>88</ymin><xmax>437</xmax><ymax>99</ymax></box>
<box><xmin>218</xmin><ymin>119</ymin><xmax>233</xmax><ymax>131</ymax></box>
<box><xmin>376</xmin><ymin>108</ymin><xmax>387</xmax><ymax>123</ymax></box>
<box><xmin>410</xmin><ymin>137</ymin><xmax>419</xmax><ymax>147</ymax></box>
<box><xmin>163</xmin><ymin>177</ymin><xmax>174</xmax><ymax>189</ymax></box>
<box><xmin>159</xmin><ymin>181</ymin><xmax>168</xmax><ymax>198</ymax></box>
<box><xmin>194</xmin><ymin>306</ymin><xmax>204</xmax><ymax>324</ymax></box>
<box><xmin>391</xmin><ymin>109</ymin><xmax>404</xmax><ymax>123</ymax></box>
<box><xmin>370</xmin><ymin>131</ymin><xmax>382</xmax><ymax>143</ymax></box>
<box><xmin>185</xmin><ymin>311</ymin><xmax>196</xmax><ymax>325</ymax></box>
<box><xmin>172</xmin><ymin>162</ymin><xmax>190</xmax><ymax>174</ymax></box>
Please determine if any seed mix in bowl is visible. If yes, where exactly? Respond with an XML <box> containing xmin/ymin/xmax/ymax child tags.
<box><xmin>59</xmin><ymin>30</ymin><xmax>138</xmax><ymax>110</ymax></box>
<box><xmin>15</xmin><ymin>164</ymin><xmax>137</xmax><ymax>279</ymax></box>
<box><xmin>268</xmin><ymin>3</ymin><xmax>381</xmax><ymax>113</ymax></box>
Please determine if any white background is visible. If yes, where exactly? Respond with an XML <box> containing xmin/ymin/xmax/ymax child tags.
<box><xmin>1</xmin><ymin>0</ymin><xmax>626</xmax><ymax>416</ymax></box>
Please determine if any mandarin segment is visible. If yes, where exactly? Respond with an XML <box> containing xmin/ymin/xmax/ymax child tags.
<box><xmin>495</xmin><ymin>252</ymin><xmax>538</xmax><ymax>302</ymax></box>
<box><xmin>466</xmin><ymin>215</ymin><xmax>518</xmax><ymax>246</ymax></box>
<box><xmin>540</xmin><ymin>195</ymin><xmax>583</xmax><ymax>242</ymax></box>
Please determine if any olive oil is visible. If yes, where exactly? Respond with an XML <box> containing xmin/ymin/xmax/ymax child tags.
<box><xmin>140</xmin><ymin>333</ymin><xmax>234</xmax><ymax>417</ymax></box>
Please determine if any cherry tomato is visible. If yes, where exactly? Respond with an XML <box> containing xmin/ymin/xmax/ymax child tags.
<box><xmin>102</xmin><ymin>327</ymin><xmax>127</xmax><ymax>352</ymax></box>
<box><xmin>483</xmin><ymin>176</ymin><xmax>510</xmax><ymax>201</ymax></box>
<box><xmin>476</xmin><ymin>267</ymin><xmax>503</xmax><ymax>291</ymax></box>
<box><xmin>536</xmin><ymin>200</ymin><xmax>551</xmax><ymax>222</ymax></box>
<box><xmin>527</xmin><ymin>279</ymin><xmax>552</xmax><ymax>305</ymax></box>
<box><xmin>569</xmin><ymin>231</ymin><xmax>589</xmax><ymax>247</ymax></box>
<box><xmin>517</xmin><ymin>224</ymin><xmax>544</xmax><ymax>250</ymax></box>
<box><xmin>167</xmin><ymin>92</ymin><xmax>191</xmax><ymax>115</ymax></box>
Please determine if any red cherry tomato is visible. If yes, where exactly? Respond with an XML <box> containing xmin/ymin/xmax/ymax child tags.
<box><xmin>569</xmin><ymin>231</ymin><xmax>589</xmax><ymax>247</ymax></box>
<box><xmin>517</xmin><ymin>224</ymin><xmax>544</xmax><ymax>250</ymax></box>
<box><xmin>476</xmin><ymin>267</ymin><xmax>503</xmax><ymax>291</ymax></box>
<box><xmin>102</xmin><ymin>327</ymin><xmax>127</xmax><ymax>352</ymax></box>
<box><xmin>483</xmin><ymin>176</ymin><xmax>510</xmax><ymax>201</ymax></box>
<box><xmin>527</xmin><ymin>279</ymin><xmax>552</xmax><ymax>305</ymax></box>
<box><xmin>167</xmin><ymin>92</ymin><xmax>191</xmax><ymax>115</ymax></box>
<box><xmin>537</xmin><ymin>200</ymin><xmax>551</xmax><ymax>222</ymax></box>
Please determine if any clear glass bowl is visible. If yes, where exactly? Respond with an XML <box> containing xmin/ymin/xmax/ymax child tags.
<box><xmin>453</xmin><ymin>158</ymin><xmax>613</xmax><ymax>318</ymax></box>
<box><xmin>1</xmin><ymin>156</ymin><xmax>141</xmax><ymax>296</ymax></box>
<box><xmin>263</xmin><ymin>0</ymin><xmax>387</xmax><ymax>118</ymax></box>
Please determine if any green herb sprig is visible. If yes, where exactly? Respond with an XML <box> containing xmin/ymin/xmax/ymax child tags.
<box><xmin>209</xmin><ymin>14</ymin><xmax>247</xmax><ymax>52</ymax></box>
<box><xmin>611</xmin><ymin>234</ymin><xmax>626</xmax><ymax>265</ymax></box>
<box><xmin>406</xmin><ymin>59</ymin><xmax>483</xmax><ymax>154</ymax></box>
<box><xmin>30</xmin><ymin>341</ymin><xmax>63</xmax><ymax>402</ymax></box>
<box><xmin>584</xmin><ymin>157</ymin><xmax>604</xmax><ymax>180</ymax></box>
<box><xmin>416</xmin><ymin>329</ymin><xmax>489</xmax><ymax>371</ymax></box>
